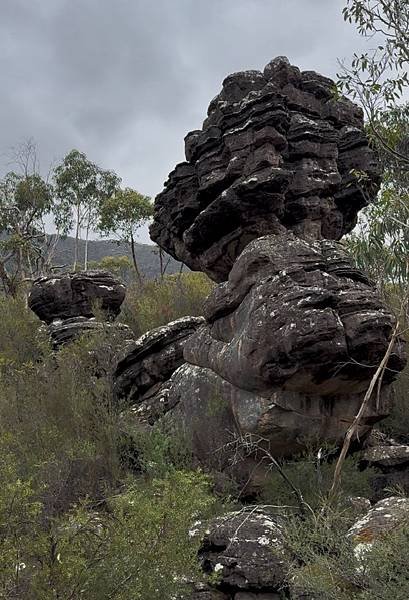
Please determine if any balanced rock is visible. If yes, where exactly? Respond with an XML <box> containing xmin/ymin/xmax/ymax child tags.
<box><xmin>114</xmin><ymin>316</ymin><xmax>204</xmax><ymax>419</ymax></box>
<box><xmin>28</xmin><ymin>270</ymin><xmax>126</xmax><ymax>324</ymax></box>
<box><xmin>151</xmin><ymin>57</ymin><xmax>381</xmax><ymax>282</ymax></box>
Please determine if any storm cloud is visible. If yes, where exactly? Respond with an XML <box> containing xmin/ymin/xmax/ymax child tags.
<box><xmin>1</xmin><ymin>0</ymin><xmax>369</xmax><ymax>242</ymax></box>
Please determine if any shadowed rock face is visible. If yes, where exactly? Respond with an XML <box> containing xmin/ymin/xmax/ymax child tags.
<box><xmin>114</xmin><ymin>316</ymin><xmax>204</xmax><ymax>418</ymax></box>
<box><xmin>150</xmin><ymin>57</ymin><xmax>381</xmax><ymax>282</ymax></box>
<box><xmin>28</xmin><ymin>270</ymin><xmax>126</xmax><ymax>324</ymax></box>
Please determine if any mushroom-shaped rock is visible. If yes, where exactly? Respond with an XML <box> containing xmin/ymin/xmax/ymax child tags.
<box><xmin>193</xmin><ymin>510</ymin><xmax>287</xmax><ymax>595</ymax></box>
<box><xmin>28</xmin><ymin>270</ymin><xmax>126</xmax><ymax>324</ymax></box>
<box><xmin>150</xmin><ymin>57</ymin><xmax>381</xmax><ymax>282</ymax></box>
<box><xmin>114</xmin><ymin>316</ymin><xmax>205</xmax><ymax>417</ymax></box>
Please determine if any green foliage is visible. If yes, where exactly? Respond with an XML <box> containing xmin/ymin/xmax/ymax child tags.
<box><xmin>131</xmin><ymin>423</ymin><xmax>196</xmax><ymax>478</ymax></box>
<box><xmin>286</xmin><ymin>504</ymin><xmax>409</xmax><ymax>599</ymax></box>
<box><xmin>98</xmin><ymin>187</ymin><xmax>152</xmax><ymax>241</ymax></box>
<box><xmin>261</xmin><ymin>447</ymin><xmax>374</xmax><ymax>511</ymax></box>
<box><xmin>88</xmin><ymin>255</ymin><xmax>133</xmax><ymax>281</ymax></box>
<box><xmin>0</xmin><ymin>166</ymin><xmax>53</xmax><ymax>294</ymax></box>
<box><xmin>339</xmin><ymin>1</ymin><xmax>409</xmax><ymax>115</ymax></box>
<box><xmin>98</xmin><ymin>187</ymin><xmax>153</xmax><ymax>282</ymax></box>
<box><xmin>0</xmin><ymin>295</ymin><xmax>215</xmax><ymax>598</ymax></box>
<box><xmin>120</xmin><ymin>271</ymin><xmax>214</xmax><ymax>336</ymax></box>
<box><xmin>53</xmin><ymin>149</ymin><xmax>120</xmax><ymax>270</ymax></box>
<box><xmin>345</xmin><ymin>105</ymin><xmax>409</xmax><ymax>288</ymax></box>
<box><xmin>0</xmin><ymin>461</ymin><xmax>213</xmax><ymax>599</ymax></box>
<box><xmin>0</xmin><ymin>296</ymin><xmax>49</xmax><ymax>367</ymax></box>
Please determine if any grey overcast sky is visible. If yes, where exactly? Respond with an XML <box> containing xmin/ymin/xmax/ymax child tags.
<box><xmin>1</xmin><ymin>0</ymin><xmax>370</xmax><ymax>243</ymax></box>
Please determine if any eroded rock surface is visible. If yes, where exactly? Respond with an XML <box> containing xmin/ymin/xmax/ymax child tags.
<box><xmin>348</xmin><ymin>496</ymin><xmax>409</xmax><ymax>544</ymax></box>
<box><xmin>151</xmin><ymin>57</ymin><xmax>381</xmax><ymax>282</ymax></box>
<box><xmin>114</xmin><ymin>316</ymin><xmax>204</xmax><ymax>417</ymax></box>
<box><xmin>29</xmin><ymin>270</ymin><xmax>128</xmax><ymax>347</ymax></box>
<box><xmin>48</xmin><ymin>317</ymin><xmax>132</xmax><ymax>350</ymax></box>
<box><xmin>29</xmin><ymin>270</ymin><xmax>126</xmax><ymax>324</ymax></box>
<box><xmin>162</xmin><ymin>235</ymin><xmax>405</xmax><ymax>471</ymax></box>
<box><xmin>192</xmin><ymin>510</ymin><xmax>287</xmax><ymax>596</ymax></box>
<box><xmin>148</xmin><ymin>57</ymin><xmax>405</xmax><ymax>483</ymax></box>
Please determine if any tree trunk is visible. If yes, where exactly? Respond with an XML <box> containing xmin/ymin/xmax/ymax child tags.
<box><xmin>84</xmin><ymin>218</ymin><xmax>90</xmax><ymax>271</ymax></box>
<box><xmin>0</xmin><ymin>261</ymin><xmax>17</xmax><ymax>297</ymax></box>
<box><xmin>73</xmin><ymin>206</ymin><xmax>80</xmax><ymax>271</ymax></box>
<box><xmin>130</xmin><ymin>231</ymin><xmax>143</xmax><ymax>286</ymax></box>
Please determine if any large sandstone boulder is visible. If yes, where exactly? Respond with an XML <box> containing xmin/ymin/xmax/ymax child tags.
<box><xmin>28</xmin><ymin>270</ymin><xmax>126</xmax><ymax>324</ymax></box>
<box><xmin>161</xmin><ymin>235</ymin><xmax>405</xmax><ymax>478</ymax></box>
<box><xmin>150</xmin><ymin>57</ymin><xmax>381</xmax><ymax>282</ymax></box>
<box><xmin>148</xmin><ymin>57</ymin><xmax>405</xmax><ymax>482</ymax></box>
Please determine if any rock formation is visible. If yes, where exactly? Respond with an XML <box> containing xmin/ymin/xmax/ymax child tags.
<box><xmin>114</xmin><ymin>316</ymin><xmax>204</xmax><ymax>421</ymax></box>
<box><xmin>149</xmin><ymin>57</ymin><xmax>406</xmax><ymax>482</ymax></box>
<box><xmin>28</xmin><ymin>270</ymin><xmax>128</xmax><ymax>348</ymax></box>
<box><xmin>361</xmin><ymin>430</ymin><xmax>409</xmax><ymax>501</ymax></box>
<box><xmin>348</xmin><ymin>496</ymin><xmax>409</xmax><ymax>544</ymax></box>
<box><xmin>151</xmin><ymin>56</ymin><xmax>381</xmax><ymax>282</ymax></box>
<box><xmin>191</xmin><ymin>509</ymin><xmax>287</xmax><ymax>598</ymax></box>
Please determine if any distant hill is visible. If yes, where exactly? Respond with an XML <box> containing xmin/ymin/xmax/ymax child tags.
<box><xmin>52</xmin><ymin>236</ymin><xmax>186</xmax><ymax>279</ymax></box>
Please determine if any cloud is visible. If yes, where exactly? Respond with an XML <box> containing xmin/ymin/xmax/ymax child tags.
<box><xmin>1</xmin><ymin>0</ymin><xmax>369</xmax><ymax>243</ymax></box>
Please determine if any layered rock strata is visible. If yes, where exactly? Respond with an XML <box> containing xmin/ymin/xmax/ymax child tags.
<box><xmin>28</xmin><ymin>270</ymin><xmax>127</xmax><ymax>347</ymax></box>
<box><xmin>150</xmin><ymin>57</ymin><xmax>406</xmax><ymax>479</ymax></box>
<box><xmin>114</xmin><ymin>316</ymin><xmax>204</xmax><ymax>420</ymax></box>
<box><xmin>151</xmin><ymin>57</ymin><xmax>381</xmax><ymax>282</ymax></box>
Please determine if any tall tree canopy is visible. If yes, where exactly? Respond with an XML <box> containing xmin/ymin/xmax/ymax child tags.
<box><xmin>0</xmin><ymin>143</ymin><xmax>54</xmax><ymax>296</ymax></box>
<box><xmin>98</xmin><ymin>188</ymin><xmax>153</xmax><ymax>284</ymax></box>
<box><xmin>53</xmin><ymin>150</ymin><xmax>120</xmax><ymax>270</ymax></box>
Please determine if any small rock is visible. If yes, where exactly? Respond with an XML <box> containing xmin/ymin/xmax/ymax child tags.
<box><xmin>348</xmin><ymin>496</ymin><xmax>409</xmax><ymax>544</ymax></box>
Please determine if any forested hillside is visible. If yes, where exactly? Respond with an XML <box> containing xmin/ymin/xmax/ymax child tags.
<box><xmin>51</xmin><ymin>235</ymin><xmax>184</xmax><ymax>279</ymax></box>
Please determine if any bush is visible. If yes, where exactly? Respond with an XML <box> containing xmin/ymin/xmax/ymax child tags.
<box><xmin>119</xmin><ymin>272</ymin><xmax>214</xmax><ymax>336</ymax></box>
<box><xmin>286</xmin><ymin>504</ymin><xmax>409</xmax><ymax>599</ymax></box>
<box><xmin>260</xmin><ymin>446</ymin><xmax>375</xmax><ymax>511</ymax></box>
<box><xmin>0</xmin><ymin>295</ymin><xmax>49</xmax><ymax>367</ymax></box>
<box><xmin>0</xmin><ymin>461</ymin><xmax>214</xmax><ymax>599</ymax></box>
<box><xmin>0</xmin><ymin>295</ymin><xmax>217</xmax><ymax>598</ymax></box>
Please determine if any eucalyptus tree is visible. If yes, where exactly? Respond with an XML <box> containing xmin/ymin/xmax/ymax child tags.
<box><xmin>53</xmin><ymin>150</ymin><xmax>120</xmax><ymax>270</ymax></box>
<box><xmin>339</xmin><ymin>1</ymin><xmax>409</xmax><ymax>295</ymax></box>
<box><xmin>98</xmin><ymin>187</ymin><xmax>153</xmax><ymax>284</ymax></box>
<box><xmin>0</xmin><ymin>142</ymin><xmax>54</xmax><ymax>296</ymax></box>
<box><xmin>338</xmin><ymin>0</ymin><xmax>409</xmax><ymax>157</ymax></box>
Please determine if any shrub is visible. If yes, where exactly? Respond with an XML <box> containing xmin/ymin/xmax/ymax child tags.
<box><xmin>260</xmin><ymin>447</ymin><xmax>375</xmax><ymax>511</ymax></box>
<box><xmin>0</xmin><ymin>295</ymin><xmax>49</xmax><ymax>368</ymax></box>
<box><xmin>286</xmin><ymin>504</ymin><xmax>409</xmax><ymax>599</ymax></box>
<box><xmin>119</xmin><ymin>272</ymin><xmax>214</xmax><ymax>336</ymax></box>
